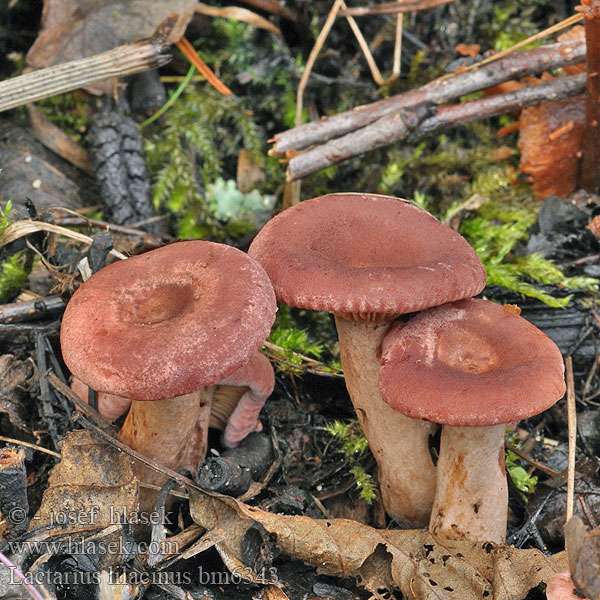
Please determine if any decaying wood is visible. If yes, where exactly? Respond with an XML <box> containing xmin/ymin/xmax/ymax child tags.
<box><xmin>272</xmin><ymin>37</ymin><xmax>586</xmax><ymax>156</ymax></box>
<box><xmin>0</xmin><ymin>447</ymin><xmax>29</xmax><ymax>538</ymax></box>
<box><xmin>0</xmin><ymin>37</ymin><xmax>171</xmax><ymax>113</ymax></box>
<box><xmin>577</xmin><ymin>1</ymin><xmax>600</xmax><ymax>192</ymax></box>
<box><xmin>287</xmin><ymin>73</ymin><xmax>586</xmax><ymax>180</ymax></box>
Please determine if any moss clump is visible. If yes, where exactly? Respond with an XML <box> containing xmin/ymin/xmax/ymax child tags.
<box><xmin>0</xmin><ymin>202</ymin><xmax>30</xmax><ymax>303</ymax></box>
<box><xmin>459</xmin><ymin>201</ymin><xmax>599</xmax><ymax>307</ymax></box>
<box><xmin>144</xmin><ymin>86</ymin><xmax>263</xmax><ymax>239</ymax></box>
<box><xmin>325</xmin><ymin>420</ymin><xmax>376</xmax><ymax>504</ymax></box>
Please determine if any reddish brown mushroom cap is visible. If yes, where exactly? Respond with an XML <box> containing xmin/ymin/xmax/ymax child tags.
<box><xmin>61</xmin><ymin>241</ymin><xmax>276</xmax><ymax>400</ymax></box>
<box><xmin>248</xmin><ymin>193</ymin><xmax>487</xmax><ymax>314</ymax></box>
<box><xmin>379</xmin><ymin>298</ymin><xmax>566</xmax><ymax>426</ymax></box>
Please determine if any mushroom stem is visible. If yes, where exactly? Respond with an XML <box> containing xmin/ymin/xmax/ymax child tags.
<box><xmin>334</xmin><ymin>314</ymin><xmax>437</xmax><ymax>526</ymax></box>
<box><xmin>429</xmin><ymin>424</ymin><xmax>507</xmax><ymax>543</ymax></box>
<box><xmin>119</xmin><ymin>388</ymin><xmax>214</xmax><ymax>487</ymax></box>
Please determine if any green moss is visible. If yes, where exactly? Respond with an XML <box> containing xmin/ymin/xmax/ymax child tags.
<box><xmin>460</xmin><ymin>202</ymin><xmax>598</xmax><ymax>307</ymax></box>
<box><xmin>145</xmin><ymin>86</ymin><xmax>263</xmax><ymax>239</ymax></box>
<box><xmin>0</xmin><ymin>201</ymin><xmax>30</xmax><ymax>302</ymax></box>
<box><xmin>325</xmin><ymin>420</ymin><xmax>376</xmax><ymax>503</ymax></box>
<box><xmin>36</xmin><ymin>93</ymin><xmax>91</xmax><ymax>143</ymax></box>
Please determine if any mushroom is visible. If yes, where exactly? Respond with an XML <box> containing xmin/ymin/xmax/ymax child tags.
<box><xmin>60</xmin><ymin>240</ymin><xmax>276</xmax><ymax>487</ymax></box>
<box><xmin>379</xmin><ymin>298</ymin><xmax>565</xmax><ymax>542</ymax></box>
<box><xmin>248</xmin><ymin>193</ymin><xmax>487</xmax><ymax>525</ymax></box>
<box><xmin>70</xmin><ymin>351</ymin><xmax>274</xmax><ymax>449</ymax></box>
<box><xmin>546</xmin><ymin>573</ymin><xmax>589</xmax><ymax>600</ymax></box>
<box><xmin>209</xmin><ymin>352</ymin><xmax>275</xmax><ymax>448</ymax></box>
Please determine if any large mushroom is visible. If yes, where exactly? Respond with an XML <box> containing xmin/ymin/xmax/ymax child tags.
<box><xmin>60</xmin><ymin>241</ymin><xmax>276</xmax><ymax>487</ymax></box>
<box><xmin>248</xmin><ymin>193</ymin><xmax>487</xmax><ymax>524</ymax></box>
<box><xmin>379</xmin><ymin>298</ymin><xmax>565</xmax><ymax>542</ymax></box>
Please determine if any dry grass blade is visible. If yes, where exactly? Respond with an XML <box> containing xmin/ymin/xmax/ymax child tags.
<box><xmin>176</xmin><ymin>37</ymin><xmax>232</xmax><ymax>95</ymax></box>
<box><xmin>340</xmin><ymin>0</ymin><xmax>454</xmax><ymax>16</ymax></box>
<box><xmin>454</xmin><ymin>12</ymin><xmax>584</xmax><ymax>77</ymax></box>
<box><xmin>195</xmin><ymin>3</ymin><xmax>281</xmax><ymax>36</ymax></box>
<box><xmin>0</xmin><ymin>220</ymin><xmax>127</xmax><ymax>260</ymax></box>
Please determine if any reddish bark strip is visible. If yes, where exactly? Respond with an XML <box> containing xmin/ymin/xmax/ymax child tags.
<box><xmin>577</xmin><ymin>1</ymin><xmax>600</xmax><ymax>191</ymax></box>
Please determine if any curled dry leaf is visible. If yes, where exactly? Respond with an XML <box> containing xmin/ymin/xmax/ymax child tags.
<box><xmin>566</xmin><ymin>516</ymin><xmax>600</xmax><ymax>600</ymax></box>
<box><xmin>189</xmin><ymin>489</ymin><xmax>567</xmax><ymax>599</ymax></box>
<box><xmin>33</xmin><ymin>429</ymin><xmax>137</xmax><ymax>534</ymax></box>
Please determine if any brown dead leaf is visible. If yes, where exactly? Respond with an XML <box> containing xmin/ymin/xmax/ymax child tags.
<box><xmin>27</xmin><ymin>1</ymin><xmax>279</xmax><ymax>96</ymax></box>
<box><xmin>27</xmin><ymin>0</ymin><xmax>198</xmax><ymax>95</ymax></box>
<box><xmin>27</xmin><ymin>105</ymin><xmax>92</xmax><ymax>175</ymax></box>
<box><xmin>566</xmin><ymin>517</ymin><xmax>600</xmax><ymax>600</ymax></box>
<box><xmin>455</xmin><ymin>43</ymin><xmax>480</xmax><ymax>58</ymax></box>
<box><xmin>32</xmin><ymin>429</ymin><xmax>137</xmax><ymax>533</ymax></box>
<box><xmin>189</xmin><ymin>489</ymin><xmax>567</xmax><ymax>599</ymax></box>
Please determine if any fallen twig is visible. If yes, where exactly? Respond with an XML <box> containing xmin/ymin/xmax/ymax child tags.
<box><xmin>0</xmin><ymin>436</ymin><xmax>60</xmax><ymax>459</ymax></box>
<box><xmin>286</xmin><ymin>73</ymin><xmax>586</xmax><ymax>180</ymax></box>
<box><xmin>272</xmin><ymin>36</ymin><xmax>586</xmax><ymax>155</ymax></box>
<box><xmin>0</xmin><ymin>296</ymin><xmax>65</xmax><ymax>325</ymax></box>
<box><xmin>49</xmin><ymin>217</ymin><xmax>171</xmax><ymax>241</ymax></box>
<box><xmin>0</xmin><ymin>37</ymin><xmax>171</xmax><ymax>114</ymax></box>
<box><xmin>504</xmin><ymin>441</ymin><xmax>559</xmax><ymax>477</ymax></box>
<box><xmin>566</xmin><ymin>356</ymin><xmax>577</xmax><ymax>523</ymax></box>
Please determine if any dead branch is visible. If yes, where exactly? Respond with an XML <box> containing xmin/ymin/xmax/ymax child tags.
<box><xmin>416</xmin><ymin>72</ymin><xmax>586</xmax><ymax>134</ymax></box>
<box><xmin>287</xmin><ymin>73</ymin><xmax>586</xmax><ymax>180</ymax></box>
<box><xmin>0</xmin><ymin>38</ymin><xmax>171</xmax><ymax>114</ymax></box>
<box><xmin>272</xmin><ymin>37</ymin><xmax>585</xmax><ymax>155</ymax></box>
<box><xmin>0</xmin><ymin>296</ymin><xmax>65</xmax><ymax>325</ymax></box>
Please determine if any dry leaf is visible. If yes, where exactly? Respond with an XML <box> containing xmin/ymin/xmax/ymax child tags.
<box><xmin>27</xmin><ymin>105</ymin><xmax>92</xmax><ymax>175</ymax></box>
<box><xmin>27</xmin><ymin>0</ymin><xmax>278</xmax><ymax>96</ymax></box>
<box><xmin>27</xmin><ymin>0</ymin><xmax>198</xmax><ymax>95</ymax></box>
<box><xmin>566</xmin><ymin>517</ymin><xmax>600</xmax><ymax>600</ymax></box>
<box><xmin>189</xmin><ymin>488</ymin><xmax>567</xmax><ymax>599</ymax></box>
<box><xmin>32</xmin><ymin>429</ymin><xmax>138</xmax><ymax>534</ymax></box>
<box><xmin>455</xmin><ymin>43</ymin><xmax>480</xmax><ymax>58</ymax></box>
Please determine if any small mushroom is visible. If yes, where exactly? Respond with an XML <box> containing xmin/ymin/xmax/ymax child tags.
<box><xmin>71</xmin><ymin>350</ymin><xmax>274</xmax><ymax>449</ymax></box>
<box><xmin>379</xmin><ymin>298</ymin><xmax>565</xmax><ymax>542</ymax></box>
<box><xmin>61</xmin><ymin>241</ymin><xmax>276</xmax><ymax>487</ymax></box>
<box><xmin>211</xmin><ymin>351</ymin><xmax>274</xmax><ymax>448</ymax></box>
<box><xmin>546</xmin><ymin>573</ymin><xmax>589</xmax><ymax>600</ymax></box>
<box><xmin>248</xmin><ymin>193</ymin><xmax>487</xmax><ymax>525</ymax></box>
